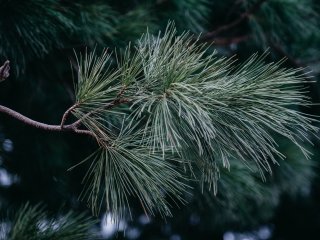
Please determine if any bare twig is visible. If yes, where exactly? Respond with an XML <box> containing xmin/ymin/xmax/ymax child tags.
<box><xmin>0</xmin><ymin>77</ymin><xmax>129</xmax><ymax>144</ymax></box>
<box><xmin>200</xmin><ymin>0</ymin><xmax>268</xmax><ymax>42</ymax></box>
<box><xmin>0</xmin><ymin>104</ymin><xmax>95</xmax><ymax>138</ymax></box>
<box><xmin>60</xmin><ymin>103</ymin><xmax>80</xmax><ymax>128</ymax></box>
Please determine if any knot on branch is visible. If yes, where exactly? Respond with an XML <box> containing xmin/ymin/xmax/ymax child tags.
<box><xmin>0</xmin><ymin>60</ymin><xmax>10</xmax><ymax>82</ymax></box>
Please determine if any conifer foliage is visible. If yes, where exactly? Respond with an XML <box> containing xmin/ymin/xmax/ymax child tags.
<box><xmin>66</xmin><ymin>25</ymin><xmax>318</xmax><ymax>223</ymax></box>
<box><xmin>0</xmin><ymin>0</ymin><xmax>319</xmax><ymax>238</ymax></box>
<box><xmin>3</xmin><ymin>203</ymin><xmax>95</xmax><ymax>240</ymax></box>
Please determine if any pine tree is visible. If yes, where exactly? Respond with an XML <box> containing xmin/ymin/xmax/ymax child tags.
<box><xmin>0</xmin><ymin>0</ymin><xmax>319</xmax><ymax>239</ymax></box>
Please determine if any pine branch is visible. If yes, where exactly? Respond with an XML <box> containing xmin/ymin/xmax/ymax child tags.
<box><xmin>1</xmin><ymin>23</ymin><xmax>318</xmax><ymax>225</ymax></box>
<box><xmin>67</xmin><ymin>24</ymin><xmax>318</xmax><ymax>223</ymax></box>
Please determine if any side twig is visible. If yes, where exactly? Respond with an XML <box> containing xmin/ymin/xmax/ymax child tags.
<box><xmin>60</xmin><ymin>103</ymin><xmax>80</xmax><ymax>128</ymax></box>
<box><xmin>200</xmin><ymin>0</ymin><xmax>268</xmax><ymax>42</ymax></box>
<box><xmin>73</xmin><ymin>98</ymin><xmax>130</xmax><ymax>128</ymax></box>
<box><xmin>73</xmin><ymin>85</ymin><xmax>130</xmax><ymax>128</ymax></box>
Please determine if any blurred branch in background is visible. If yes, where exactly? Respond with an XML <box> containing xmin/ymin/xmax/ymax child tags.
<box><xmin>200</xmin><ymin>0</ymin><xmax>269</xmax><ymax>42</ymax></box>
<box><xmin>3</xmin><ymin>203</ymin><xmax>96</xmax><ymax>240</ymax></box>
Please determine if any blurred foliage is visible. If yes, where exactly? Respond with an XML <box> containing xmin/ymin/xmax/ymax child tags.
<box><xmin>0</xmin><ymin>0</ymin><xmax>319</xmax><ymax>239</ymax></box>
<box><xmin>1</xmin><ymin>203</ymin><xmax>96</xmax><ymax>240</ymax></box>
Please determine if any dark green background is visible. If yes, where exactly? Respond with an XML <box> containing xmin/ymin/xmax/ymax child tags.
<box><xmin>0</xmin><ymin>0</ymin><xmax>319</xmax><ymax>239</ymax></box>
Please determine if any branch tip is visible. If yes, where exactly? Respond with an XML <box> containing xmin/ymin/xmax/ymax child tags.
<box><xmin>0</xmin><ymin>60</ymin><xmax>10</xmax><ymax>82</ymax></box>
